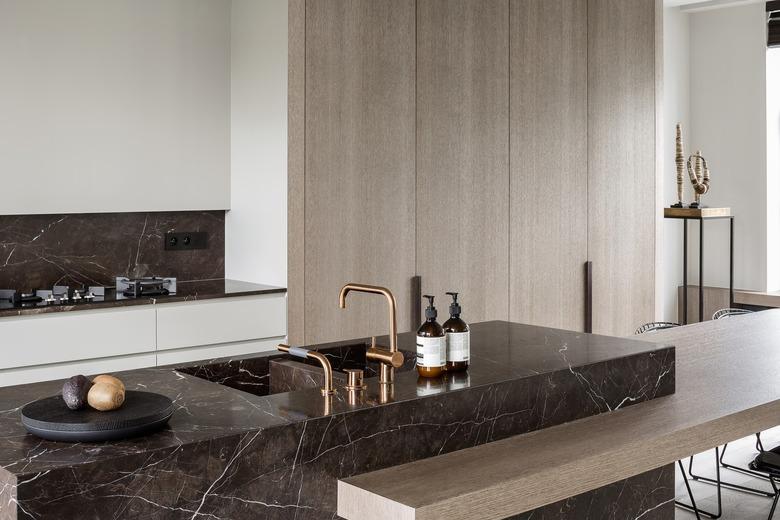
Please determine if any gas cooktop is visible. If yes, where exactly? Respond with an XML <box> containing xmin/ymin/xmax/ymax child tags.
<box><xmin>0</xmin><ymin>277</ymin><xmax>177</xmax><ymax>310</ymax></box>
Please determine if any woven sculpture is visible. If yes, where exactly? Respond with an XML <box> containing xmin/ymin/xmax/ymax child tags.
<box><xmin>672</xmin><ymin>123</ymin><xmax>711</xmax><ymax>208</ymax></box>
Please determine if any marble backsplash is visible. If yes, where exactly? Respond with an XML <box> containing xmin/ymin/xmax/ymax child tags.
<box><xmin>0</xmin><ymin>211</ymin><xmax>224</xmax><ymax>289</ymax></box>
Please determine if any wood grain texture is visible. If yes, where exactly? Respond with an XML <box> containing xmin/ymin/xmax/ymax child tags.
<box><xmin>735</xmin><ymin>289</ymin><xmax>780</xmax><ymax>308</ymax></box>
<box><xmin>304</xmin><ymin>0</ymin><xmax>416</xmax><ymax>344</ymax></box>
<box><xmin>509</xmin><ymin>0</ymin><xmax>588</xmax><ymax>331</ymax></box>
<box><xmin>287</xmin><ymin>0</ymin><xmax>305</xmax><ymax>345</ymax></box>
<box><xmin>664</xmin><ymin>207</ymin><xmax>732</xmax><ymax>218</ymax></box>
<box><xmin>674</xmin><ymin>285</ymin><xmax>776</xmax><ymax>317</ymax></box>
<box><xmin>340</xmin><ymin>310</ymin><xmax>780</xmax><ymax>519</ymax></box>
<box><xmin>415</xmin><ymin>0</ymin><xmax>509</xmax><ymax>324</ymax></box>
<box><xmin>587</xmin><ymin>0</ymin><xmax>657</xmax><ymax>336</ymax></box>
<box><xmin>677</xmin><ymin>285</ymin><xmax>730</xmax><ymax>324</ymax></box>
<box><xmin>654</xmin><ymin>0</ymin><xmax>664</xmax><ymax>322</ymax></box>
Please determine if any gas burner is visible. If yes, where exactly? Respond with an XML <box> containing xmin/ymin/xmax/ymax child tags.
<box><xmin>0</xmin><ymin>277</ymin><xmax>176</xmax><ymax>310</ymax></box>
<box><xmin>14</xmin><ymin>292</ymin><xmax>43</xmax><ymax>306</ymax></box>
<box><xmin>0</xmin><ymin>285</ymin><xmax>107</xmax><ymax>309</ymax></box>
<box><xmin>0</xmin><ymin>290</ymin><xmax>42</xmax><ymax>307</ymax></box>
<box><xmin>116</xmin><ymin>277</ymin><xmax>176</xmax><ymax>299</ymax></box>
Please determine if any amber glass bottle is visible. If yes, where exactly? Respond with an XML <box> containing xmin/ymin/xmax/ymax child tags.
<box><xmin>443</xmin><ymin>292</ymin><xmax>470</xmax><ymax>372</ymax></box>
<box><xmin>416</xmin><ymin>295</ymin><xmax>446</xmax><ymax>378</ymax></box>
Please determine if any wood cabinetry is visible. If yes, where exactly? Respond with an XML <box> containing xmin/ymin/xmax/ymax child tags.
<box><xmin>509</xmin><ymin>0</ymin><xmax>588</xmax><ymax>331</ymax></box>
<box><xmin>416</xmin><ymin>0</ymin><xmax>510</xmax><ymax>323</ymax></box>
<box><xmin>587</xmin><ymin>0</ymin><xmax>658</xmax><ymax>335</ymax></box>
<box><xmin>303</xmin><ymin>0</ymin><xmax>416</xmax><ymax>345</ymax></box>
<box><xmin>290</xmin><ymin>0</ymin><xmax>660</xmax><ymax>343</ymax></box>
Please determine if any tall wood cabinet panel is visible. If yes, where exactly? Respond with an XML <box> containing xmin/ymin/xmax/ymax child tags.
<box><xmin>288</xmin><ymin>0</ymin><xmax>660</xmax><ymax>343</ymax></box>
<box><xmin>287</xmin><ymin>0</ymin><xmax>305</xmax><ymax>345</ymax></box>
<box><xmin>587</xmin><ymin>0</ymin><xmax>657</xmax><ymax>336</ymax></box>
<box><xmin>303</xmin><ymin>0</ymin><xmax>416</xmax><ymax>345</ymax></box>
<box><xmin>509</xmin><ymin>0</ymin><xmax>588</xmax><ymax>331</ymax></box>
<box><xmin>416</xmin><ymin>0</ymin><xmax>510</xmax><ymax>323</ymax></box>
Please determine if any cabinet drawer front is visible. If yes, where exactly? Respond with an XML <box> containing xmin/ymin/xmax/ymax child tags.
<box><xmin>0</xmin><ymin>353</ymin><xmax>157</xmax><ymax>388</ymax></box>
<box><xmin>0</xmin><ymin>307</ymin><xmax>156</xmax><ymax>370</ymax></box>
<box><xmin>156</xmin><ymin>338</ymin><xmax>279</xmax><ymax>367</ymax></box>
<box><xmin>156</xmin><ymin>294</ymin><xmax>287</xmax><ymax>351</ymax></box>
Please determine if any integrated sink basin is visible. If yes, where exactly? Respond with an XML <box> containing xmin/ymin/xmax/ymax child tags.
<box><xmin>175</xmin><ymin>340</ymin><xmax>418</xmax><ymax>397</ymax></box>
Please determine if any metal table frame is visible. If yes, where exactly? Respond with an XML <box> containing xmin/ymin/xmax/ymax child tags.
<box><xmin>665</xmin><ymin>213</ymin><xmax>734</xmax><ymax>324</ymax></box>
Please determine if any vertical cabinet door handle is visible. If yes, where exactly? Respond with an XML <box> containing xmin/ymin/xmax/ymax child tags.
<box><xmin>585</xmin><ymin>261</ymin><xmax>593</xmax><ymax>333</ymax></box>
<box><xmin>411</xmin><ymin>275</ymin><xmax>422</xmax><ymax>329</ymax></box>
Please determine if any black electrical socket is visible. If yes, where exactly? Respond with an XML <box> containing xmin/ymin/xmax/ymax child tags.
<box><xmin>165</xmin><ymin>232</ymin><xmax>208</xmax><ymax>251</ymax></box>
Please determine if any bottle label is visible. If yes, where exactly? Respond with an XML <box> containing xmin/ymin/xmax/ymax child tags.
<box><xmin>446</xmin><ymin>331</ymin><xmax>470</xmax><ymax>362</ymax></box>
<box><xmin>416</xmin><ymin>336</ymin><xmax>446</xmax><ymax>368</ymax></box>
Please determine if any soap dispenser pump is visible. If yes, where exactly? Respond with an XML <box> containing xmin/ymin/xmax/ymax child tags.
<box><xmin>416</xmin><ymin>295</ymin><xmax>446</xmax><ymax>378</ymax></box>
<box><xmin>443</xmin><ymin>292</ymin><xmax>470</xmax><ymax>371</ymax></box>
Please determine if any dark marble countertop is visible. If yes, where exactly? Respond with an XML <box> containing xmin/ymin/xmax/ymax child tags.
<box><xmin>0</xmin><ymin>321</ymin><xmax>674</xmax><ymax>519</ymax></box>
<box><xmin>341</xmin><ymin>309</ymin><xmax>780</xmax><ymax>519</ymax></box>
<box><xmin>0</xmin><ymin>278</ymin><xmax>286</xmax><ymax>319</ymax></box>
<box><xmin>0</xmin><ymin>322</ymin><xmax>671</xmax><ymax>476</ymax></box>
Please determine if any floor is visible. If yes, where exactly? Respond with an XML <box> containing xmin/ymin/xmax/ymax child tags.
<box><xmin>675</xmin><ymin>426</ymin><xmax>780</xmax><ymax>519</ymax></box>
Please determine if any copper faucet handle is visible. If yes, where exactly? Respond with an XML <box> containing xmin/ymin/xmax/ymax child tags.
<box><xmin>366</xmin><ymin>347</ymin><xmax>404</xmax><ymax>368</ymax></box>
<box><xmin>277</xmin><ymin>344</ymin><xmax>336</xmax><ymax>396</ymax></box>
<box><xmin>344</xmin><ymin>369</ymin><xmax>367</xmax><ymax>391</ymax></box>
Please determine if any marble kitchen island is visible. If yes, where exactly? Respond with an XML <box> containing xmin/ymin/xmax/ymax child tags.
<box><xmin>339</xmin><ymin>311</ymin><xmax>780</xmax><ymax>520</ymax></box>
<box><xmin>0</xmin><ymin>321</ymin><xmax>674</xmax><ymax>519</ymax></box>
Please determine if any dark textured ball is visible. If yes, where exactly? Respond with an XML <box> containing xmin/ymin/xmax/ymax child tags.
<box><xmin>62</xmin><ymin>375</ymin><xmax>92</xmax><ymax>411</ymax></box>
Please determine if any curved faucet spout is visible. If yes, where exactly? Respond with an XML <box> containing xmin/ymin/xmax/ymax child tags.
<box><xmin>338</xmin><ymin>283</ymin><xmax>402</xmax><ymax>383</ymax></box>
<box><xmin>338</xmin><ymin>283</ymin><xmax>398</xmax><ymax>346</ymax></box>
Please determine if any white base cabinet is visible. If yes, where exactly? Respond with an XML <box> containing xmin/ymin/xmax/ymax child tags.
<box><xmin>156</xmin><ymin>296</ymin><xmax>286</xmax><ymax>351</ymax></box>
<box><xmin>0</xmin><ymin>354</ymin><xmax>158</xmax><ymax>389</ymax></box>
<box><xmin>0</xmin><ymin>293</ymin><xmax>286</xmax><ymax>387</ymax></box>
<box><xmin>156</xmin><ymin>338</ymin><xmax>280</xmax><ymax>367</ymax></box>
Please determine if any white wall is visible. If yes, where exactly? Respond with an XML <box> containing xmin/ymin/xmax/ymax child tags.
<box><xmin>0</xmin><ymin>0</ymin><xmax>231</xmax><ymax>214</ymax></box>
<box><xmin>767</xmin><ymin>48</ymin><xmax>780</xmax><ymax>290</ymax></box>
<box><xmin>687</xmin><ymin>3</ymin><xmax>767</xmax><ymax>292</ymax></box>
<box><xmin>661</xmin><ymin>6</ymin><xmax>691</xmax><ymax>321</ymax></box>
<box><xmin>225</xmin><ymin>0</ymin><xmax>288</xmax><ymax>287</ymax></box>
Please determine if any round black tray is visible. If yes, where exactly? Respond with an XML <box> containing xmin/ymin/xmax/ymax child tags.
<box><xmin>21</xmin><ymin>390</ymin><xmax>174</xmax><ymax>442</ymax></box>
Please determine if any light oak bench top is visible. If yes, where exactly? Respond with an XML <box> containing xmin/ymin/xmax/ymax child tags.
<box><xmin>338</xmin><ymin>310</ymin><xmax>780</xmax><ymax>520</ymax></box>
<box><xmin>736</xmin><ymin>289</ymin><xmax>780</xmax><ymax>308</ymax></box>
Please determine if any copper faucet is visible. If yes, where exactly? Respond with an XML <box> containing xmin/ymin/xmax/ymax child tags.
<box><xmin>338</xmin><ymin>283</ymin><xmax>404</xmax><ymax>385</ymax></box>
<box><xmin>277</xmin><ymin>344</ymin><xmax>336</xmax><ymax>396</ymax></box>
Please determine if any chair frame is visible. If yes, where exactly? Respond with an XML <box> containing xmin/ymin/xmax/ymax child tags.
<box><xmin>712</xmin><ymin>308</ymin><xmax>753</xmax><ymax>320</ymax></box>
<box><xmin>634</xmin><ymin>321</ymin><xmax>680</xmax><ymax>335</ymax></box>
<box><xmin>747</xmin><ymin>453</ymin><xmax>780</xmax><ymax>520</ymax></box>
<box><xmin>676</xmin><ymin>448</ymin><xmax>723</xmax><ymax>519</ymax></box>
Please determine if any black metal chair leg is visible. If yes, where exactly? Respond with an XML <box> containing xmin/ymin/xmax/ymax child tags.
<box><xmin>679</xmin><ymin>449</ymin><xmax>723</xmax><ymax>519</ymax></box>
<box><xmin>677</xmin><ymin>459</ymin><xmax>703</xmax><ymax>520</ymax></box>
<box><xmin>769</xmin><ymin>476</ymin><xmax>780</xmax><ymax>520</ymax></box>
<box><xmin>692</xmin><ymin>444</ymin><xmax>775</xmax><ymax>497</ymax></box>
<box><xmin>716</xmin><ymin>438</ymin><xmax>775</xmax><ymax>490</ymax></box>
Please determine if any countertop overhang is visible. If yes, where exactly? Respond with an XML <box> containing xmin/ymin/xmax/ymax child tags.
<box><xmin>338</xmin><ymin>310</ymin><xmax>780</xmax><ymax>519</ymax></box>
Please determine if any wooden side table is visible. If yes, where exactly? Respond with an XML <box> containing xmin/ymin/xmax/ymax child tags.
<box><xmin>664</xmin><ymin>207</ymin><xmax>734</xmax><ymax>324</ymax></box>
